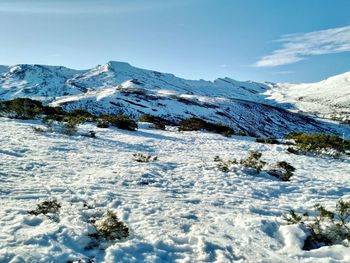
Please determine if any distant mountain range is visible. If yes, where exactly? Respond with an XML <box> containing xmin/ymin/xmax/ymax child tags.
<box><xmin>0</xmin><ymin>61</ymin><xmax>349</xmax><ymax>137</ymax></box>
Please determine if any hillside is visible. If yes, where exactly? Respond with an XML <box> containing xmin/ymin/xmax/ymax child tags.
<box><xmin>266</xmin><ymin>72</ymin><xmax>350</xmax><ymax>122</ymax></box>
<box><xmin>1</xmin><ymin>61</ymin><xmax>349</xmax><ymax>137</ymax></box>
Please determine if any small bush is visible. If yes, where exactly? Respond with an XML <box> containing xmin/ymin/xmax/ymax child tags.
<box><xmin>0</xmin><ymin>98</ymin><xmax>44</xmax><ymax>119</ymax></box>
<box><xmin>266</xmin><ymin>161</ymin><xmax>296</xmax><ymax>181</ymax></box>
<box><xmin>28</xmin><ymin>199</ymin><xmax>61</xmax><ymax>220</ymax></box>
<box><xmin>256</xmin><ymin>138</ymin><xmax>280</xmax><ymax>144</ymax></box>
<box><xmin>96</xmin><ymin>120</ymin><xmax>110</xmax><ymax>128</ymax></box>
<box><xmin>235</xmin><ymin>131</ymin><xmax>248</xmax><ymax>136</ymax></box>
<box><xmin>179</xmin><ymin>117</ymin><xmax>234</xmax><ymax>137</ymax></box>
<box><xmin>65</xmin><ymin>109</ymin><xmax>94</xmax><ymax>119</ymax></box>
<box><xmin>42</xmin><ymin>105</ymin><xmax>65</xmax><ymax>119</ymax></box>
<box><xmin>61</xmin><ymin>117</ymin><xmax>80</xmax><ymax>135</ymax></box>
<box><xmin>285</xmin><ymin>132</ymin><xmax>350</xmax><ymax>156</ymax></box>
<box><xmin>240</xmin><ymin>151</ymin><xmax>266</xmax><ymax>173</ymax></box>
<box><xmin>98</xmin><ymin>114</ymin><xmax>137</xmax><ymax>131</ymax></box>
<box><xmin>214</xmin><ymin>156</ymin><xmax>237</xmax><ymax>172</ymax></box>
<box><xmin>287</xmin><ymin>147</ymin><xmax>299</xmax><ymax>154</ymax></box>
<box><xmin>283</xmin><ymin>199</ymin><xmax>350</xmax><ymax>250</ymax></box>
<box><xmin>139</xmin><ymin>114</ymin><xmax>171</xmax><ymax>130</ymax></box>
<box><xmin>89</xmin><ymin>210</ymin><xmax>129</xmax><ymax>241</ymax></box>
<box><xmin>39</xmin><ymin>118</ymin><xmax>80</xmax><ymax>136</ymax></box>
<box><xmin>0</xmin><ymin>98</ymin><xmax>67</xmax><ymax>121</ymax></box>
<box><xmin>133</xmin><ymin>153</ymin><xmax>158</xmax><ymax>162</ymax></box>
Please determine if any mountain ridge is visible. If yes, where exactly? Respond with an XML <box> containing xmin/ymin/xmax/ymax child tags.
<box><xmin>0</xmin><ymin>61</ymin><xmax>349</xmax><ymax>137</ymax></box>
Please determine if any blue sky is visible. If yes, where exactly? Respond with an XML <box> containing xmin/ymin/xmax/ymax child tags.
<box><xmin>0</xmin><ymin>0</ymin><xmax>349</xmax><ymax>83</ymax></box>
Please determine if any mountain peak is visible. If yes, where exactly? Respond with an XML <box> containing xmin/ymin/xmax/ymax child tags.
<box><xmin>105</xmin><ymin>61</ymin><xmax>133</xmax><ymax>70</ymax></box>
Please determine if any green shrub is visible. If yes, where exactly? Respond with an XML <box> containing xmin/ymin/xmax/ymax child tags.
<box><xmin>235</xmin><ymin>131</ymin><xmax>248</xmax><ymax>136</ymax></box>
<box><xmin>61</xmin><ymin>117</ymin><xmax>82</xmax><ymax>135</ymax></box>
<box><xmin>214</xmin><ymin>156</ymin><xmax>237</xmax><ymax>172</ymax></box>
<box><xmin>256</xmin><ymin>138</ymin><xmax>280</xmax><ymax>144</ymax></box>
<box><xmin>42</xmin><ymin>105</ymin><xmax>65</xmax><ymax>118</ymax></box>
<box><xmin>28</xmin><ymin>199</ymin><xmax>61</xmax><ymax>220</ymax></box>
<box><xmin>0</xmin><ymin>98</ymin><xmax>67</xmax><ymax>121</ymax></box>
<box><xmin>133</xmin><ymin>153</ymin><xmax>158</xmax><ymax>162</ymax></box>
<box><xmin>283</xmin><ymin>199</ymin><xmax>350</xmax><ymax>250</ymax></box>
<box><xmin>89</xmin><ymin>210</ymin><xmax>129</xmax><ymax>241</ymax></box>
<box><xmin>66</xmin><ymin>109</ymin><xmax>93</xmax><ymax>117</ymax></box>
<box><xmin>285</xmin><ymin>132</ymin><xmax>350</xmax><ymax>156</ymax></box>
<box><xmin>139</xmin><ymin>114</ymin><xmax>171</xmax><ymax>130</ymax></box>
<box><xmin>0</xmin><ymin>98</ymin><xmax>45</xmax><ymax>119</ymax></box>
<box><xmin>267</xmin><ymin>161</ymin><xmax>295</xmax><ymax>181</ymax></box>
<box><xmin>65</xmin><ymin>109</ymin><xmax>94</xmax><ymax>121</ymax></box>
<box><xmin>39</xmin><ymin>117</ymin><xmax>80</xmax><ymax>136</ymax></box>
<box><xmin>98</xmin><ymin>114</ymin><xmax>137</xmax><ymax>131</ymax></box>
<box><xmin>179</xmin><ymin>117</ymin><xmax>234</xmax><ymax>137</ymax></box>
<box><xmin>240</xmin><ymin>151</ymin><xmax>266</xmax><ymax>173</ymax></box>
<box><xmin>96</xmin><ymin>120</ymin><xmax>110</xmax><ymax>128</ymax></box>
<box><xmin>287</xmin><ymin>147</ymin><xmax>299</xmax><ymax>154</ymax></box>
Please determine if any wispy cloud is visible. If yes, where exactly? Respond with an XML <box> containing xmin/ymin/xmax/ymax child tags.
<box><xmin>255</xmin><ymin>25</ymin><xmax>350</xmax><ymax>67</ymax></box>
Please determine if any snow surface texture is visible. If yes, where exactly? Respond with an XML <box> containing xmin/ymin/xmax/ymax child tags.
<box><xmin>0</xmin><ymin>61</ymin><xmax>348</xmax><ymax>137</ymax></box>
<box><xmin>1</xmin><ymin>118</ymin><xmax>350</xmax><ymax>262</ymax></box>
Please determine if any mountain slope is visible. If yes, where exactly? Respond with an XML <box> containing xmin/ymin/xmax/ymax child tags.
<box><xmin>266</xmin><ymin>72</ymin><xmax>350</xmax><ymax>121</ymax></box>
<box><xmin>0</xmin><ymin>64</ymin><xmax>85</xmax><ymax>101</ymax></box>
<box><xmin>52</xmin><ymin>79</ymin><xmax>325</xmax><ymax>137</ymax></box>
<box><xmin>0</xmin><ymin>61</ymin><xmax>348</xmax><ymax>137</ymax></box>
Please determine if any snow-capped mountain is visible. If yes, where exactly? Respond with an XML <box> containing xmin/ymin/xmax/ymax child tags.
<box><xmin>0</xmin><ymin>64</ymin><xmax>86</xmax><ymax>101</ymax></box>
<box><xmin>266</xmin><ymin>72</ymin><xmax>350</xmax><ymax>121</ymax></box>
<box><xmin>0</xmin><ymin>61</ymin><xmax>348</xmax><ymax>137</ymax></box>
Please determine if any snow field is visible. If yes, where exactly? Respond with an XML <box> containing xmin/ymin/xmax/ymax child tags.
<box><xmin>0</xmin><ymin>118</ymin><xmax>350</xmax><ymax>262</ymax></box>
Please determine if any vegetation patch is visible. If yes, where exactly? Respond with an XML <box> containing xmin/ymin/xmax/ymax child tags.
<box><xmin>284</xmin><ymin>199</ymin><xmax>350</xmax><ymax>250</ymax></box>
<box><xmin>98</xmin><ymin>114</ymin><xmax>137</xmax><ymax>131</ymax></box>
<box><xmin>179</xmin><ymin>117</ymin><xmax>234</xmax><ymax>137</ymax></box>
<box><xmin>214</xmin><ymin>152</ymin><xmax>294</xmax><ymax>181</ymax></box>
<box><xmin>88</xmin><ymin>210</ymin><xmax>129</xmax><ymax>242</ymax></box>
<box><xmin>28</xmin><ymin>199</ymin><xmax>61</xmax><ymax>220</ymax></box>
<box><xmin>285</xmin><ymin>132</ymin><xmax>350</xmax><ymax>157</ymax></box>
<box><xmin>0</xmin><ymin>98</ymin><xmax>138</xmax><ymax>132</ymax></box>
<box><xmin>256</xmin><ymin>138</ymin><xmax>280</xmax><ymax>144</ymax></box>
<box><xmin>0</xmin><ymin>98</ymin><xmax>67</xmax><ymax>120</ymax></box>
<box><xmin>0</xmin><ymin>98</ymin><xmax>45</xmax><ymax>119</ymax></box>
<box><xmin>139</xmin><ymin>114</ymin><xmax>174</xmax><ymax>130</ymax></box>
<box><xmin>214</xmin><ymin>156</ymin><xmax>237</xmax><ymax>172</ymax></box>
<box><xmin>133</xmin><ymin>153</ymin><xmax>158</xmax><ymax>162</ymax></box>
<box><xmin>240</xmin><ymin>151</ymin><xmax>266</xmax><ymax>173</ymax></box>
<box><xmin>266</xmin><ymin>161</ymin><xmax>296</xmax><ymax>181</ymax></box>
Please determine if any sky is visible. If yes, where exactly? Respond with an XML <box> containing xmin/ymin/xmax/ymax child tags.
<box><xmin>0</xmin><ymin>0</ymin><xmax>349</xmax><ymax>83</ymax></box>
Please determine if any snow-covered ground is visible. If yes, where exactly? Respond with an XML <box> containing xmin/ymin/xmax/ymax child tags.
<box><xmin>1</xmin><ymin>118</ymin><xmax>349</xmax><ymax>263</ymax></box>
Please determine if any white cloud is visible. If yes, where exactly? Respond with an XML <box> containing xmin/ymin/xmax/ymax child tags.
<box><xmin>255</xmin><ymin>25</ymin><xmax>350</xmax><ymax>67</ymax></box>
